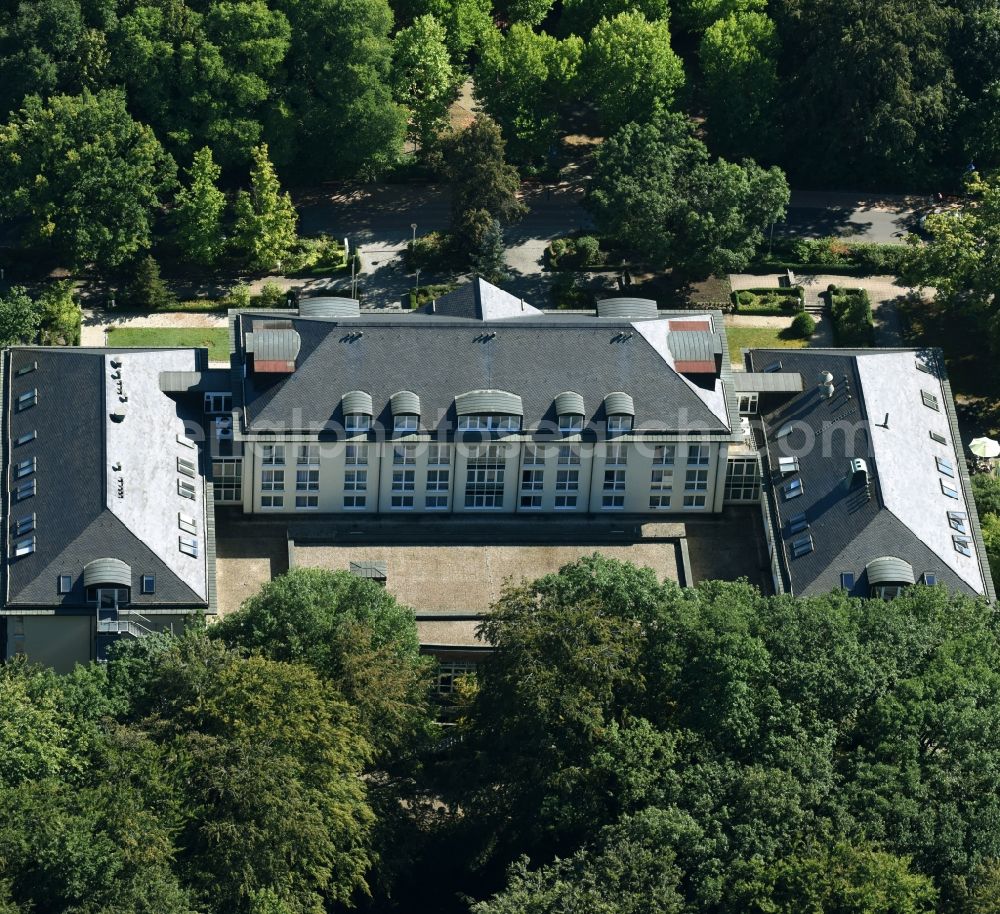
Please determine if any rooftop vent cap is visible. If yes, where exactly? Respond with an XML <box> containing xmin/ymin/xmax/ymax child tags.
<box><xmin>820</xmin><ymin>371</ymin><xmax>834</xmax><ymax>384</ymax></box>
<box><xmin>850</xmin><ymin>457</ymin><xmax>869</xmax><ymax>486</ymax></box>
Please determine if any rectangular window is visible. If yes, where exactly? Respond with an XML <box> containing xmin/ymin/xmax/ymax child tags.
<box><xmin>296</xmin><ymin>468</ymin><xmax>320</xmax><ymax>492</ymax></box>
<box><xmin>559</xmin><ymin>414</ymin><xmax>583</xmax><ymax>432</ymax></box>
<box><xmin>603</xmin><ymin>468</ymin><xmax>626</xmax><ymax>491</ymax></box>
<box><xmin>921</xmin><ymin>390</ymin><xmax>940</xmax><ymax>411</ymax></box>
<box><xmin>177</xmin><ymin>456</ymin><xmax>197</xmax><ymax>478</ymax></box>
<box><xmin>15</xmin><ymin>480</ymin><xmax>36</xmax><ymax>501</ymax></box>
<box><xmin>297</xmin><ymin>445</ymin><xmax>319</xmax><ymax>465</ymax></box>
<box><xmin>426</xmin><ymin>469</ymin><xmax>449</xmax><ymax>493</ymax></box>
<box><xmin>558</xmin><ymin>445</ymin><xmax>580</xmax><ymax>466</ymax></box>
<box><xmin>58</xmin><ymin>574</ymin><xmax>72</xmax><ymax>594</ymax></box>
<box><xmin>14</xmin><ymin>457</ymin><xmax>35</xmax><ymax>479</ymax></box>
<box><xmin>427</xmin><ymin>444</ymin><xmax>449</xmax><ymax>466</ymax></box>
<box><xmin>393</xmin><ymin>444</ymin><xmax>417</xmax><ymax>465</ymax></box>
<box><xmin>464</xmin><ymin>445</ymin><xmax>506</xmax><ymax>508</ymax></box>
<box><xmin>520</xmin><ymin>494</ymin><xmax>542</xmax><ymax>509</ymax></box>
<box><xmin>392</xmin><ymin>469</ymin><xmax>415</xmax><ymax>491</ymax></box>
<box><xmin>523</xmin><ymin>445</ymin><xmax>545</xmax><ymax>466</ymax></box>
<box><xmin>930</xmin><ymin>431</ymin><xmax>947</xmax><ymax>445</ymax></box>
<box><xmin>177</xmin><ymin>433</ymin><xmax>196</xmax><ymax>450</ymax></box>
<box><xmin>179</xmin><ymin>536</ymin><xmax>199</xmax><ymax>557</ymax></box>
<box><xmin>394</xmin><ymin>414</ymin><xmax>418</xmax><ymax>432</ymax></box>
<box><xmin>683</xmin><ymin>494</ymin><xmax>706</xmax><ymax>508</ymax></box>
<box><xmin>425</xmin><ymin>494</ymin><xmax>448</xmax><ymax>509</ymax></box>
<box><xmin>840</xmin><ymin>572</ymin><xmax>855</xmax><ymax>590</ymax></box>
<box><xmin>14</xmin><ymin>514</ymin><xmax>35</xmax><ymax>536</ymax></box>
<box><xmin>345</xmin><ymin>414</ymin><xmax>370</xmax><ymax>434</ymax></box>
<box><xmin>738</xmin><ymin>393</ymin><xmax>759</xmax><ymax>415</ymax></box>
<box><xmin>687</xmin><ymin>444</ymin><xmax>709</xmax><ymax>466</ymax></box>
<box><xmin>555</xmin><ymin>494</ymin><xmax>578</xmax><ymax>509</ymax></box>
<box><xmin>261</xmin><ymin>494</ymin><xmax>284</xmax><ymax>509</ymax></box>
<box><xmin>436</xmin><ymin>660</ymin><xmax>478</xmax><ymax>695</ymax></box>
<box><xmin>178</xmin><ymin>513</ymin><xmax>198</xmax><ymax>535</ymax></box>
<box><xmin>14</xmin><ymin>430</ymin><xmax>36</xmax><ymax>446</ymax></box>
<box><xmin>653</xmin><ymin>445</ymin><xmax>675</xmax><ymax>466</ymax></box>
<box><xmin>295</xmin><ymin>495</ymin><xmax>319</xmax><ymax>509</ymax></box>
<box><xmin>391</xmin><ymin>494</ymin><xmax>414</xmax><ymax>509</ymax></box>
<box><xmin>607</xmin><ymin>415</ymin><xmax>633</xmax><ymax>433</ymax></box>
<box><xmin>344</xmin><ymin>469</ymin><xmax>367</xmax><ymax>492</ymax></box>
<box><xmin>947</xmin><ymin>511</ymin><xmax>967</xmax><ymax>534</ymax></box>
<box><xmin>789</xmin><ymin>512</ymin><xmax>808</xmax><ymax>534</ymax></box>
<box><xmin>940</xmin><ymin>479</ymin><xmax>959</xmax><ymax>499</ymax></box>
<box><xmin>16</xmin><ymin>389</ymin><xmax>37</xmax><ymax>411</ymax></box>
<box><xmin>12</xmin><ymin>535</ymin><xmax>36</xmax><ymax>557</ymax></box>
<box><xmin>457</xmin><ymin>414</ymin><xmax>520</xmax><ymax>431</ymax></box>
<box><xmin>606</xmin><ymin>444</ymin><xmax>627</xmax><ymax>466</ymax></box>
<box><xmin>261</xmin><ymin>445</ymin><xmax>285</xmax><ymax>466</ymax></box>
<box><xmin>778</xmin><ymin>456</ymin><xmax>799</xmax><ymax>475</ymax></box>
<box><xmin>791</xmin><ymin>534</ymin><xmax>814</xmax><ymax>557</ymax></box>
<box><xmin>343</xmin><ymin>495</ymin><xmax>366</xmax><ymax>509</ymax></box>
<box><xmin>953</xmin><ymin>535</ymin><xmax>972</xmax><ymax>557</ymax></box>
<box><xmin>685</xmin><ymin>469</ymin><xmax>709</xmax><ymax>492</ymax></box>
<box><xmin>261</xmin><ymin>470</ymin><xmax>284</xmax><ymax>492</ymax></box>
<box><xmin>178</xmin><ymin>479</ymin><xmax>197</xmax><ymax>500</ymax></box>
<box><xmin>935</xmin><ymin>456</ymin><xmax>955</xmax><ymax>478</ymax></box>
<box><xmin>556</xmin><ymin>469</ymin><xmax>579</xmax><ymax>492</ymax></box>
<box><xmin>650</xmin><ymin>467</ymin><xmax>673</xmax><ymax>491</ymax></box>
<box><xmin>784</xmin><ymin>478</ymin><xmax>803</xmax><ymax>500</ymax></box>
<box><xmin>602</xmin><ymin>494</ymin><xmax>625</xmax><ymax>509</ymax></box>
<box><xmin>521</xmin><ymin>468</ymin><xmax>544</xmax><ymax>491</ymax></box>
<box><xmin>204</xmin><ymin>393</ymin><xmax>232</xmax><ymax>414</ymax></box>
<box><xmin>345</xmin><ymin>444</ymin><xmax>368</xmax><ymax>465</ymax></box>
<box><xmin>649</xmin><ymin>495</ymin><xmax>671</xmax><ymax>509</ymax></box>
<box><xmin>724</xmin><ymin>458</ymin><xmax>760</xmax><ymax>502</ymax></box>
<box><xmin>922</xmin><ymin>572</ymin><xmax>937</xmax><ymax>586</ymax></box>
<box><xmin>212</xmin><ymin>459</ymin><xmax>242</xmax><ymax>503</ymax></box>
<box><xmin>141</xmin><ymin>574</ymin><xmax>155</xmax><ymax>594</ymax></box>
<box><xmin>15</xmin><ymin>361</ymin><xmax>37</xmax><ymax>376</ymax></box>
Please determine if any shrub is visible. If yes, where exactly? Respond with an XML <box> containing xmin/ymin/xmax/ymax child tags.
<box><xmin>123</xmin><ymin>255</ymin><xmax>176</xmax><ymax>310</ymax></box>
<box><xmin>575</xmin><ymin>235</ymin><xmax>601</xmax><ymax>265</ymax></box>
<box><xmin>737</xmin><ymin>291</ymin><xmax>754</xmax><ymax>306</ymax></box>
<box><xmin>791</xmin><ymin>312</ymin><xmax>816</xmax><ymax>338</ymax></box>
<box><xmin>256</xmin><ymin>281</ymin><xmax>287</xmax><ymax>308</ymax></box>
<box><xmin>408</xmin><ymin>230</ymin><xmax>455</xmax><ymax>270</ymax></box>
<box><xmin>829</xmin><ymin>288</ymin><xmax>874</xmax><ymax>346</ymax></box>
<box><xmin>221</xmin><ymin>284</ymin><xmax>252</xmax><ymax>309</ymax></box>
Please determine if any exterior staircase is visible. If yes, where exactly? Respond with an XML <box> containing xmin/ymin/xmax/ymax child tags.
<box><xmin>96</xmin><ymin>608</ymin><xmax>157</xmax><ymax>660</ymax></box>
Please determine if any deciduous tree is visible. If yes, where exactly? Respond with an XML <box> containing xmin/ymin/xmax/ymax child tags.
<box><xmin>0</xmin><ymin>288</ymin><xmax>42</xmax><ymax>346</ymax></box>
<box><xmin>393</xmin><ymin>15</ymin><xmax>457</xmax><ymax>152</ymax></box>
<box><xmin>0</xmin><ymin>89</ymin><xmax>175</xmax><ymax>269</ymax></box>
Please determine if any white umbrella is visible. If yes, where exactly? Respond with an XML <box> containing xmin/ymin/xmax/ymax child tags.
<box><xmin>969</xmin><ymin>437</ymin><xmax>1000</xmax><ymax>458</ymax></box>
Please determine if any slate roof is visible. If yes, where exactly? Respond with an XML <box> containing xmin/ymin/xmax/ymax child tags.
<box><xmin>748</xmin><ymin>348</ymin><xmax>993</xmax><ymax>601</ymax></box>
<box><xmin>2</xmin><ymin>348</ymin><xmax>213</xmax><ymax>610</ymax></box>
<box><xmin>233</xmin><ymin>302</ymin><xmax>738</xmax><ymax>437</ymax></box>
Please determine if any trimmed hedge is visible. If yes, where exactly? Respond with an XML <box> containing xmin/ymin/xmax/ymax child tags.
<box><xmin>732</xmin><ymin>286</ymin><xmax>804</xmax><ymax>315</ymax></box>
<box><xmin>761</xmin><ymin>237</ymin><xmax>911</xmax><ymax>274</ymax></box>
<box><xmin>547</xmin><ymin>235</ymin><xmax>607</xmax><ymax>269</ymax></box>
<box><xmin>791</xmin><ymin>312</ymin><xmax>816</xmax><ymax>338</ymax></box>
<box><xmin>828</xmin><ymin>286</ymin><xmax>875</xmax><ymax>346</ymax></box>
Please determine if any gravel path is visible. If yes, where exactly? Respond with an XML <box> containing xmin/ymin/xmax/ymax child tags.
<box><xmin>81</xmin><ymin>310</ymin><xmax>228</xmax><ymax>346</ymax></box>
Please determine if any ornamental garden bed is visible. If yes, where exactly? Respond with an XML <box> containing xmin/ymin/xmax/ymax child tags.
<box><xmin>731</xmin><ymin>286</ymin><xmax>804</xmax><ymax>316</ymax></box>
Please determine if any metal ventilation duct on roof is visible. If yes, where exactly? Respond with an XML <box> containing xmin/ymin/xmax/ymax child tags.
<box><xmin>299</xmin><ymin>297</ymin><xmax>360</xmax><ymax>319</ymax></box>
<box><xmin>866</xmin><ymin>556</ymin><xmax>916</xmax><ymax>586</ymax></box>
<box><xmin>554</xmin><ymin>391</ymin><xmax>585</xmax><ymax>416</ymax></box>
<box><xmin>597</xmin><ymin>297</ymin><xmax>658</xmax><ymax>319</ymax></box>
<box><xmin>342</xmin><ymin>390</ymin><xmax>373</xmax><ymax>415</ymax></box>
<box><xmin>604</xmin><ymin>392</ymin><xmax>635</xmax><ymax>416</ymax></box>
<box><xmin>83</xmin><ymin>557</ymin><xmax>132</xmax><ymax>589</ymax></box>
<box><xmin>390</xmin><ymin>390</ymin><xmax>421</xmax><ymax>415</ymax></box>
<box><xmin>455</xmin><ymin>390</ymin><xmax>523</xmax><ymax>416</ymax></box>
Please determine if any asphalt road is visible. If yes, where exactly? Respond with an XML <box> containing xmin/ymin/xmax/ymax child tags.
<box><xmin>780</xmin><ymin>190</ymin><xmax>925</xmax><ymax>243</ymax></box>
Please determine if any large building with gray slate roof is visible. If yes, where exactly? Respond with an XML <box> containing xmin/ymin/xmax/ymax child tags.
<box><xmin>746</xmin><ymin>347</ymin><xmax>994</xmax><ymax>601</ymax></box>
<box><xmin>1</xmin><ymin>346</ymin><xmax>217</xmax><ymax>671</ymax></box>
<box><xmin>219</xmin><ymin>282</ymin><xmax>747</xmax><ymax>517</ymax></box>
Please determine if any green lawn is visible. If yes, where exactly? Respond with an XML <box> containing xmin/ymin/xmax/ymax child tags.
<box><xmin>105</xmin><ymin>327</ymin><xmax>230</xmax><ymax>362</ymax></box>
<box><xmin>724</xmin><ymin>323</ymin><xmax>809</xmax><ymax>364</ymax></box>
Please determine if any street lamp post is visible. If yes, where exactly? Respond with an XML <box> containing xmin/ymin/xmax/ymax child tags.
<box><xmin>410</xmin><ymin>223</ymin><xmax>417</xmax><ymax>247</ymax></box>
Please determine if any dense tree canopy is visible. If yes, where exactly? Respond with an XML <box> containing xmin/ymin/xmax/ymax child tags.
<box><xmin>0</xmin><ymin>89</ymin><xmax>175</xmax><ymax>269</ymax></box>
<box><xmin>588</xmin><ymin>112</ymin><xmax>789</xmax><ymax>276</ymax></box>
